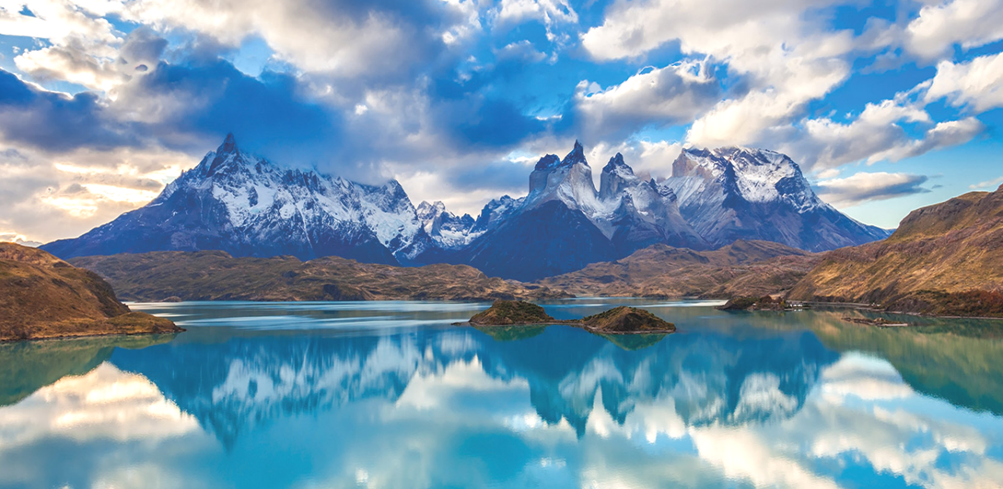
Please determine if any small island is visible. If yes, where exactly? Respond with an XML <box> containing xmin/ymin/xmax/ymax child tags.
<box><xmin>467</xmin><ymin>300</ymin><xmax>676</xmax><ymax>335</ymax></box>
<box><xmin>718</xmin><ymin>295</ymin><xmax>803</xmax><ymax>311</ymax></box>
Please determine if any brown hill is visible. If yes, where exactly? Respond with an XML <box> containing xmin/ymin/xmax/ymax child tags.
<box><xmin>539</xmin><ymin>239</ymin><xmax>816</xmax><ymax>298</ymax></box>
<box><xmin>0</xmin><ymin>243</ymin><xmax>181</xmax><ymax>342</ymax></box>
<box><xmin>788</xmin><ymin>185</ymin><xmax>1003</xmax><ymax>316</ymax></box>
<box><xmin>71</xmin><ymin>251</ymin><xmax>571</xmax><ymax>302</ymax></box>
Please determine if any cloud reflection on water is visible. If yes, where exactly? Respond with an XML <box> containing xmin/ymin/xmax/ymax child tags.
<box><xmin>0</xmin><ymin>304</ymin><xmax>1002</xmax><ymax>488</ymax></box>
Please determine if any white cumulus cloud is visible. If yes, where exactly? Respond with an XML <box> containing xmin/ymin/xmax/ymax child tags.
<box><xmin>815</xmin><ymin>171</ymin><xmax>930</xmax><ymax>208</ymax></box>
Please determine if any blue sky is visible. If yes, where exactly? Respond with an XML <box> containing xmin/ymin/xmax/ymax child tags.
<box><xmin>0</xmin><ymin>0</ymin><xmax>1002</xmax><ymax>242</ymax></box>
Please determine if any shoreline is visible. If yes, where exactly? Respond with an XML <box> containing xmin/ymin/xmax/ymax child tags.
<box><xmin>130</xmin><ymin>297</ymin><xmax>1003</xmax><ymax>321</ymax></box>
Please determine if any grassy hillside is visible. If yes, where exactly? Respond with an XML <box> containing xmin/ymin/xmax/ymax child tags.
<box><xmin>71</xmin><ymin>251</ymin><xmax>571</xmax><ymax>302</ymax></box>
<box><xmin>539</xmin><ymin>239</ymin><xmax>815</xmax><ymax>298</ymax></box>
<box><xmin>0</xmin><ymin>243</ymin><xmax>181</xmax><ymax>341</ymax></box>
<box><xmin>788</xmin><ymin>185</ymin><xmax>1003</xmax><ymax>315</ymax></box>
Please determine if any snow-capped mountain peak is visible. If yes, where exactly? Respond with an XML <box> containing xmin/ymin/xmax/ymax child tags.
<box><xmin>416</xmin><ymin>201</ymin><xmax>446</xmax><ymax>221</ymax></box>
<box><xmin>43</xmin><ymin>134</ymin><xmax>425</xmax><ymax>264</ymax></box>
<box><xmin>669</xmin><ymin>146</ymin><xmax>824</xmax><ymax>211</ymax></box>
<box><xmin>415</xmin><ymin>200</ymin><xmax>479</xmax><ymax>250</ymax></box>
<box><xmin>526</xmin><ymin>141</ymin><xmax>605</xmax><ymax>216</ymax></box>
<box><xmin>601</xmin><ymin>152</ymin><xmax>631</xmax><ymax>175</ymax></box>
<box><xmin>663</xmin><ymin>146</ymin><xmax>889</xmax><ymax>251</ymax></box>
<box><xmin>42</xmin><ymin>135</ymin><xmax>890</xmax><ymax>278</ymax></box>
<box><xmin>599</xmin><ymin>153</ymin><xmax>641</xmax><ymax>201</ymax></box>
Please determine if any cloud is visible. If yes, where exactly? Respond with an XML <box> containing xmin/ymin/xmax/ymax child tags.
<box><xmin>784</xmin><ymin>99</ymin><xmax>929</xmax><ymax>169</ymax></box>
<box><xmin>904</xmin><ymin>0</ymin><xmax>1003</xmax><ymax>60</ymax></box>
<box><xmin>574</xmin><ymin>60</ymin><xmax>721</xmax><ymax>142</ymax></box>
<box><xmin>0</xmin><ymin>0</ymin><xmax>121</xmax><ymax>45</ymax></box>
<box><xmin>815</xmin><ymin>172</ymin><xmax>930</xmax><ymax>208</ymax></box>
<box><xmin>493</xmin><ymin>0</ymin><xmax>577</xmax><ymax>27</ymax></box>
<box><xmin>0</xmin><ymin>69</ymin><xmax>137</xmax><ymax>152</ymax></box>
<box><xmin>926</xmin><ymin>52</ymin><xmax>1003</xmax><ymax>112</ymax></box>
<box><xmin>0</xmin><ymin>233</ymin><xmax>42</xmax><ymax>247</ymax></box>
<box><xmin>124</xmin><ymin>0</ymin><xmax>451</xmax><ymax>80</ymax></box>
<box><xmin>874</xmin><ymin>117</ymin><xmax>985</xmax><ymax>161</ymax></box>
<box><xmin>0</xmin><ymin>50</ymin><xmax>350</xmax><ymax>169</ymax></box>
<box><xmin>0</xmin><ymin>135</ymin><xmax>190</xmax><ymax>242</ymax></box>
<box><xmin>769</xmin><ymin>87</ymin><xmax>983</xmax><ymax>171</ymax></box>
<box><xmin>14</xmin><ymin>42</ymin><xmax>126</xmax><ymax>92</ymax></box>
<box><xmin>12</xmin><ymin>26</ymin><xmax>168</xmax><ymax>93</ymax></box>
<box><xmin>495</xmin><ymin>40</ymin><xmax>547</xmax><ymax>63</ymax></box>
<box><xmin>970</xmin><ymin>176</ymin><xmax>1003</xmax><ymax>190</ymax></box>
<box><xmin>115</xmin><ymin>60</ymin><xmax>347</xmax><ymax>166</ymax></box>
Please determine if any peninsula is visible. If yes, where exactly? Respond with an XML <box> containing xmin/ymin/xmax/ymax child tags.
<box><xmin>0</xmin><ymin>243</ymin><xmax>182</xmax><ymax>342</ymax></box>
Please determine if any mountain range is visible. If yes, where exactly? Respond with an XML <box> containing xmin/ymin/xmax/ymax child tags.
<box><xmin>42</xmin><ymin>135</ymin><xmax>889</xmax><ymax>281</ymax></box>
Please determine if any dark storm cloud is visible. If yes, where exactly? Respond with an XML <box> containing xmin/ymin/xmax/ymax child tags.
<box><xmin>125</xmin><ymin>60</ymin><xmax>345</xmax><ymax>166</ymax></box>
<box><xmin>0</xmin><ymin>70</ymin><xmax>137</xmax><ymax>151</ymax></box>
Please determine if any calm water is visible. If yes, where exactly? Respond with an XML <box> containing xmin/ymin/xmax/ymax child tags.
<box><xmin>2</xmin><ymin>299</ymin><xmax>1003</xmax><ymax>489</ymax></box>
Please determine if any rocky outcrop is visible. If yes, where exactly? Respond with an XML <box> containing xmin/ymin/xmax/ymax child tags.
<box><xmin>467</xmin><ymin>300</ymin><xmax>675</xmax><ymax>334</ymax></box>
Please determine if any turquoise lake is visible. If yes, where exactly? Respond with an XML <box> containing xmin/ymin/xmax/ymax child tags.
<box><xmin>2</xmin><ymin>299</ymin><xmax>1003</xmax><ymax>489</ymax></box>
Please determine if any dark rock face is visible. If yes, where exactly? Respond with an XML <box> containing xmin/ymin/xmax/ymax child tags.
<box><xmin>460</xmin><ymin>200</ymin><xmax>618</xmax><ymax>281</ymax></box>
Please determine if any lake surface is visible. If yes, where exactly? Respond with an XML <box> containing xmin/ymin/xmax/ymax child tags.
<box><xmin>2</xmin><ymin>299</ymin><xmax>1003</xmax><ymax>489</ymax></box>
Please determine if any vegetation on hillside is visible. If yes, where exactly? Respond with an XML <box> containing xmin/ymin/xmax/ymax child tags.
<box><xmin>539</xmin><ymin>240</ymin><xmax>815</xmax><ymax>298</ymax></box>
<box><xmin>787</xmin><ymin>185</ymin><xmax>1003</xmax><ymax>316</ymax></box>
<box><xmin>0</xmin><ymin>243</ymin><xmax>181</xmax><ymax>342</ymax></box>
<box><xmin>72</xmin><ymin>251</ymin><xmax>571</xmax><ymax>302</ymax></box>
<box><xmin>719</xmin><ymin>296</ymin><xmax>787</xmax><ymax>311</ymax></box>
<box><xmin>580</xmin><ymin>306</ymin><xmax>676</xmax><ymax>333</ymax></box>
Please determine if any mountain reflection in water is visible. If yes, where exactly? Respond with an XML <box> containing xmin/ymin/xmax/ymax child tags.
<box><xmin>1</xmin><ymin>300</ymin><xmax>1001</xmax><ymax>489</ymax></box>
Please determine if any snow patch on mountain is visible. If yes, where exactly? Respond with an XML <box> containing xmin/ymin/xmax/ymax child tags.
<box><xmin>416</xmin><ymin>201</ymin><xmax>480</xmax><ymax>249</ymax></box>
<box><xmin>667</xmin><ymin>147</ymin><xmax>825</xmax><ymax>212</ymax></box>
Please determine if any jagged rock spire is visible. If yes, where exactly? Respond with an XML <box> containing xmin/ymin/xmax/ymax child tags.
<box><xmin>534</xmin><ymin>154</ymin><xmax>561</xmax><ymax>171</ymax></box>
<box><xmin>562</xmin><ymin>140</ymin><xmax>587</xmax><ymax>166</ymax></box>
<box><xmin>218</xmin><ymin>133</ymin><xmax>238</xmax><ymax>154</ymax></box>
<box><xmin>602</xmin><ymin>153</ymin><xmax>630</xmax><ymax>174</ymax></box>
